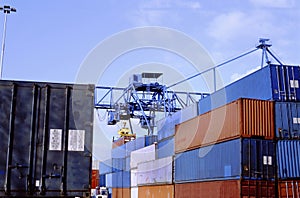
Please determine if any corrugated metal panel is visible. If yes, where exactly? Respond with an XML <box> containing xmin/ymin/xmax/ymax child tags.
<box><xmin>138</xmin><ymin>184</ymin><xmax>174</xmax><ymax>198</ymax></box>
<box><xmin>112</xmin><ymin>188</ymin><xmax>130</xmax><ymax>198</ymax></box>
<box><xmin>175</xmin><ymin>180</ymin><xmax>275</xmax><ymax>198</ymax></box>
<box><xmin>125</xmin><ymin>136</ymin><xmax>146</xmax><ymax>156</ymax></box>
<box><xmin>99</xmin><ymin>174</ymin><xmax>106</xmax><ymax>187</ymax></box>
<box><xmin>157</xmin><ymin>137</ymin><xmax>175</xmax><ymax>159</ymax></box>
<box><xmin>277</xmin><ymin>140</ymin><xmax>300</xmax><ymax>179</ymax></box>
<box><xmin>112</xmin><ymin>158</ymin><xmax>125</xmax><ymax>172</ymax></box>
<box><xmin>175</xmin><ymin>98</ymin><xmax>274</xmax><ymax>153</ymax></box>
<box><xmin>107</xmin><ymin>171</ymin><xmax>131</xmax><ymax>188</ymax></box>
<box><xmin>275</xmin><ymin>102</ymin><xmax>300</xmax><ymax>138</ymax></box>
<box><xmin>156</xmin><ymin>103</ymin><xmax>198</xmax><ymax>141</ymax></box>
<box><xmin>145</xmin><ymin>135</ymin><xmax>158</xmax><ymax>146</ymax></box>
<box><xmin>91</xmin><ymin>170</ymin><xmax>99</xmax><ymax>189</ymax></box>
<box><xmin>0</xmin><ymin>80</ymin><xmax>94</xmax><ymax>197</ymax></box>
<box><xmin>199</xmin><ymin>64</ymin><xmax>300</xmax><ymax>114</ymax></box>
<box><xmin>175</xmin><ymin>138</ymin><xmax>275</xmax><ymax>182</ymax></box>
<box><xmin>137</xmin><ymin>156</ymin><xmax>173</xmax><ymax>185</ymax></box>
<box><xmin>131</xmin><ymin>169</ymin><xmax>138</xmax><ymax>187</ymax></box>
<box><xmin>131</xmin><ymin>187</ymin><xmax>138</xmax><ymax>198</ymax></box>
<box><xmin>278</xmin><ymin>180</ymin><xmax>300</xmax><ymax>198</ymax></box>
<box><xmin>130</xmin><ymin>144</ymin><xmax>156</xmax><ymax>169</ymax></box>
<box><xmin>111</xmin><ymin>144</ymin><xmax>126</xmax><ymax>158</ymax></box>
<box><xmin>100</xmin><ymin>159</ymin><xmax>113</xmax><ymax>175</ymax></box>
<box><xmin>106</xmin><ymin>173</ymin><xmax>112</xmax><ymax>188</ymax></box>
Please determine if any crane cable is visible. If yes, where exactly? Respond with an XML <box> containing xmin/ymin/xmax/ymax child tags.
<box><xmin>167</xmin><ymin>47</ymin><xmax>260</xmax><ymax>89</ymax></box>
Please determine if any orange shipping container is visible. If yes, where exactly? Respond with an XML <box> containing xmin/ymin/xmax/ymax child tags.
<box><xmin>138</xmin><ymin>184</ymin><xmax>174</xmax><ymax>198</ymax></box>
<box><xmin>278</xmin><ymin>180</ymin><xmax>300</xmax><ymax>197</ymax></box>
<box><xmin>91</xmin><ymin>170</ymin><xmax>99</xmax><ymax>189</ymax></box>
<box><xmin>175</xmin><ymin>179</ymin><xmax>275</xmax><ymax>198</ymax></box>
<box><xmin>112</xmin><ymin>188</ymin><xmax>130</xmax><ymax>198</ymax></box>
<box><xmin>175</xmin><ymin>98</ymin><xmax>274</xmax><ymax>153</ymax></box>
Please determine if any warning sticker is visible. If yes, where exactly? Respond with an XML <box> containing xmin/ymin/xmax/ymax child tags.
<box><xmin>68</xmin><ymin>130</ymin><xmax>85</xmax><ymax>151</ymax></box>
<box><xmin>49</xmin><ymin>129</ymin><xmax>62</xmax><ymax>151</ymax></box>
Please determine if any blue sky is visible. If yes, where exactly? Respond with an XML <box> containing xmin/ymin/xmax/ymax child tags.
<box><xmin>1</xmin><ymin>0</ymin><xmax>299</xmax><ymax>160</ymax></box>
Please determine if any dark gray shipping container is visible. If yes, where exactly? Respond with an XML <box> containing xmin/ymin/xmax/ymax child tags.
<box><xmin>275</xmin><ymin>102</ymin><xmax>300</xmax><ymax>138</ymax></box>
<box><xmin>0</xmin><ymin>80</ymin><xmax>94</xmax><ymax>197</ymax></box>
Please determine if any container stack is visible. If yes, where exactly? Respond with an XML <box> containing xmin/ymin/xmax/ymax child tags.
<box><xmin>99</xmin><ymin>135</ymin><xmax>157</xmax><ymax>198</ymax></box>
<box><xmin>275</xmin><ymin>102</ymin><xmax>300</xmax><ymax>197</ymax></box>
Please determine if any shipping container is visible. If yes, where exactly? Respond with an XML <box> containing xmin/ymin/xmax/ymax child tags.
<box><xmin>175</xmin><ymin>179</ymin><xmax>275</xmax><ymax>198</ymax></box>
<box><xmin>199</xmin><ymin>64</ymin><xmax>300</xmax><ymax>114</ymax></box>
<box><xmin>100</xmin><ymin>159</ymin><xmax>113</xmax><ymax>175</ymax></box>
<box><xmin>137</xmin><ymin>156</ymin><xmax>173</xmax><ymax>185</ymax></box>
<box><xmin>278</xmin><ymin>180</ymin><xmax>300</xmax><ymax>198</ymax></box>
<box><xmin>112</xmin><ymin>158</ymin><xmax>126</xmax><ymax>172</ymax></box>
<box><xmin>157</xmin><ymin>137</ymin><xmax>175</xmax><ymax>159</ymax></box>
<box><xmin>106</xmin><ymin>173</ymin><xmax>112</xmax><ymax>188</ymax></box>
<box><xmin>176</xmin><ymin>98</ymin><xmax>274</xmax><ymax>153</ymax></box>
<box><xmin>277</xmin><ymin>140</ymin><xmax>300</xmax><ymax>179</ymax></box>
<box><xmin>0</xmin><ymin>80</ymin><xmax>94</xmax><ymax>197</ymax></box>
<box><xmin>112</xmin><ymin>188</ymin><xmax>130</xmax><ymax>198</ymax></box>
<box><xmin>130</xmin><ymin>187</ymin><xmax>138</xmax><ymax>198</ymax></box>
<box><xmin>111</xmin><ymin>144</ymin><xmax>126</xmax><ymax>159</ymax></box>
<box><xmin>112</xmin><ymin>135</ymin><xmax>136</xmax><ymax>149</ymax></box>
<box><xmin>275</xmin><ymin>102</ymin><xmax>300</xmax><ymax>138</ymax></box>
<box><xmin>138</xmin><ymin>184</ymin><xmax>174</xmax><ymax>198</ymax></box>
<box><xmin>91</xmin><ymin>170</ymin><xmax>99</xmax><ymax>189</ymax></box>
<box><xmin>106</xmin><ymin>171</ymin><xmax>131</xmax><ymax>188</ymax></box>
<box><xmin>130</xmin><ymin>144</ymin><xmax>156</xmax><ymax>169</ymax></box>
<box><xmin>131</xmin><ymin>169</ymin><xmax>138</xmax><ymax>187</ymax></box>
<box><xmin>175</xmin><ymin>138</ymin><xmax>275</xmax><ymax>182</ymax></box>
<box><xmin>157</xmin><ymin>102</ymin><xmax>198</xmax><ymax>141</ymax></box>
<box><xmin>100</xmin><ymin>174</ymin><xmax>106</xmax><ymax>187</ymax></box>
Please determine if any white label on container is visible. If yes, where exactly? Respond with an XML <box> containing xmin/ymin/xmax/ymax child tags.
<box><xmin>293</xmin><ymin>117</ymin><xmax>300</xmax><ymax>124</ymax></box>
<box><xmin>49</xmin><ymin>129</ymin><xmax>62</xmax><ymax>151</ymax></box>
<box><xmin>35</xmin><ymin>180</ymin><xmax>40</xmax><ymax>187</ymax></box>
<box><xmin>68</xmin><ymin>130</ymin><xmax>85</xmax><ymax>151</ymax></box>
<box><xmin>268</xmin><ymin>156</ymin><xmax>272</xmax><ymax>165</ymax></box>
<box><xmin>290</xmin><ymin>80</ymin><xmax>299</xmax><ymax>88</ymax></box>
<box><xmin>263</xmin><ymin>156</ymin><xmax>268</xmax><ymax>165</ymax></box>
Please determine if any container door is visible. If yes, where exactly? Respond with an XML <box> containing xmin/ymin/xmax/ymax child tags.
<box><xmin>271</xmin><ymin>65</ymin><xmax>300</xmax><ymax>101</ymax></box>
<box><xmin>0</xmin><ymin>84</ymin><xmax>39</xmax><ymax>196</ymax></box>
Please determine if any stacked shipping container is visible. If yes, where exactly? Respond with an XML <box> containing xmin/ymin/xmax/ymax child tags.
<box><xmin>98</xmin><ymin>64</ymin><xmax>300</xmax><ymax>197</ymax></box>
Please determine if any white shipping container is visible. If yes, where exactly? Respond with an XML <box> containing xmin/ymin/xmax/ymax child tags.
<box><xmin>130</xmin><ymin>144</ymin><xmax>156</xmax><ymax>169</ymax></box>
<box><xmin>137</xmin><ymin>156</ymin><xmax>173</xmax><ymax>185</ymax></box>
<box><xmin>131</xmin><ymin>187</ymin><xmax>138</xmax><ymax>198</ymax></box>
<box><xmin>131</xmin><ymin>169</ymin><xmax>138</xmax><ymax>187</ymax></box>
<box><xmin>105</xmin><ymin>173</ymin><xmax>112</xmax><ymax>188</ymax></box>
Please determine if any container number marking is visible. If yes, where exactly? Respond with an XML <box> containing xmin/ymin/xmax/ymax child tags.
<box><xmin>68</xmin><ymin>130</ymin><xmax>85</xmax><ymax>151</ymax></box>
<box><xmin>290</xmin><ymin>80</ymin><xmax>299</xmax><ymax>88</ymax></box>
<box><xmin>49</xmin><ymin>129</ymin><xmax>62</xmax><ymax>151</ymax></box>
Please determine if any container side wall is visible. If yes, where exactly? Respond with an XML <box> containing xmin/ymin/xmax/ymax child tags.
<box><xmin>138</xmin><ymin>184</ymin><xmax>174</xmax><ymax>198</ymax></box>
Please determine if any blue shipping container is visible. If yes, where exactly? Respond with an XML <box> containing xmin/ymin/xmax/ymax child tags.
<box><xmin>99</xmin><ymin>174</ymin><xmax>106</xmax><ymax>187</ymax></box>
<box><xmin>145</xmin><ymin>135</ymin><xmax>158</xmax><ymax>146</ymax></box>
<box><xmin>110</xmin><ymin>171</ymin><xmax>131</xmax><ymax>188</ymax></box>
<box><xmin>199</xmin><ymin>64</ymin><xmax>300</xmax><ymax>114</ymax></box>
<box><xmin>125</xmin><ymin>136</ymin><xmax>145</xmax><ymax>157</ymax></box>
<box><xmin>112</xmin><ymin>158</ymin><xmax>125</xmax><ymax>172</ymax></box>
<box><xmin>277</xmin><ymin>140</ymin><xmax>300</xmax><ymax>179</ymax></box>
<box><xmin>275</xmin><ymin>102</ymin><xmax>300</xmax><ymax>138</ymax></box>
<box><xmin>111</xmin><ymin>144</ymin><xmax>126</xmax><ymax>158</ymax></box>
<box><xmin>99</xmin><ymin>159</ymin><xmax>113</xmax><ymax>175</ymax></box>
<box><xmin>174</xmin><ymin>138</ymin><xmax>275</xmax><ymax>183</ymax></box>
<box><xmin>157</xmin><ymin>137</ymin><xmax>175</xmax><ymax>159</ymax></box>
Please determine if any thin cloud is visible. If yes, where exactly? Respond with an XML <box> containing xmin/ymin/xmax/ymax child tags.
<box><xmin>249</xmin><ymin>0</ymin><xmax>296</xmax><ymax>8</ymax></box>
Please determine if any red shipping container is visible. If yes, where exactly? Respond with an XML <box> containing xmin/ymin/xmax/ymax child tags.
<box><xmin>278</xmin><ymin>180</ymin><xmax>300</xmax><ymax>197</ymax></box>
<box><xmin>112</xmin><ymin>188</ymin><xmax>130</xmax><ymax>198</ymax></box>
<box><xmin>91</xmin><ymin>170</ymin><xmax>99</xmax><ymax>189</ymax></box>
<box><xmin>175</xmin><ymin>98</ymin><xmax>274</xmax><ymax>153</ymax></box>
<box><xmin>175</xmin><ymin>179</ymin><xmax>275</xmax><ymax>198</ymax></box>
<box><xmin>138</xmin><ymin>184</ymin><xmax>174</xmax><ymax>198</ymax></box>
